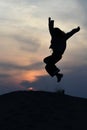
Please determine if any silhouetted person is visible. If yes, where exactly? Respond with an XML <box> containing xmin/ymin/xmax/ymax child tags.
<box><xmin>43</xmin><ymin>17</ymin><xmax>80</xmax><ymax>82</ymax></box>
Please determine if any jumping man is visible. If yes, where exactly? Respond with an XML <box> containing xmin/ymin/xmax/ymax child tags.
<box><xmin>43</xmin><ymin>17</ymin><xmax>80</xmax><ymax>82</ymax></box>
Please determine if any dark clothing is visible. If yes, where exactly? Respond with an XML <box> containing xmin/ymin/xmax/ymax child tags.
<box><xmin>43</xmin><ymin>17</ymin><xmax>80</xmax><ymax>77</ymax></box>
<box><xmin>50</xmin><ymin>28</ymin><xmax>79</xmax><ymax>54</ymax></box>
<box><xmin>50</xmin><ymin>38</ymin><xmax>66</xmax><ymax>55</ymax></box>
<box><xmin>45</xmin><ymin>64</ymin><xmax>59</xmax><ymax>77</ymax></box>
<box><xmin>44</xmin><ymin>52</ymin><xmax>62</xmax><ymax>65</ymax></box>
<box><xmin>44</xmin><ymin>52</ymin><xmax>62</xmax><ymax>76</ymax></box>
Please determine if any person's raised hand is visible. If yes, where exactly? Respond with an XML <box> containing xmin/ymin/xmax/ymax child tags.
<box><xmin>77</xmin><ymin>26</ymin><xmax>80</xmax><ymax>31</ymax></box>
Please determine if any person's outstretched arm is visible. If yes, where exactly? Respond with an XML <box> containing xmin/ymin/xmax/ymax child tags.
<box><xmin>48</xmin><ymin>17</ymin><xmax>54</xmax><ymax>36</ymax></box>
<box><xmin>66</xmin><ymin>26</ymin><xmax>80</xmax><ymax>40</ymax></box>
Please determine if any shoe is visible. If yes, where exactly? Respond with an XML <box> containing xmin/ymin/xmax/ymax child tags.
<box><xmin>56</xmin><ymin>73</ymin><xmax>63</xmax><ymax>82</ymax></box>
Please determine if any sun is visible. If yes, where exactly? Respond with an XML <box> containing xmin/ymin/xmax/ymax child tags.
<box><xmin>28</xmin><ymin>87</ymin><xmax>35</xmax><ymax>91</ymax></box>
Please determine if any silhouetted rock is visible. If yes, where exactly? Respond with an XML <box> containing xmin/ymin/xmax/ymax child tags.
<box><xmin>0</xmin><ymin>90</ymin><xmax>87</xmax><ymax>130</ymax></box>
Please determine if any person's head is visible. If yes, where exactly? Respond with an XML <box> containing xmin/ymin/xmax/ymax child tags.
<box><xmin>53</xmin><ymin>28</ymin><xmax>65</xmax><ymax>38</ymax></box>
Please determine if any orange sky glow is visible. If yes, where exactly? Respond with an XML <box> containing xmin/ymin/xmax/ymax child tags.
<box><xmin>23</xmin><ymin>69</ymin><xmax>47</xmax><ymax>82</ymax></box>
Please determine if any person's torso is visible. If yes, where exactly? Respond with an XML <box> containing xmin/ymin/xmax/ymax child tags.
<box><xmin>49</xmin><ymin>37</ymin><xmax>66</xmax><ymax>55</ymax></box>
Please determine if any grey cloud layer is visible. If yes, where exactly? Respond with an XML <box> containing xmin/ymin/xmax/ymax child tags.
<box><xmin>0</xmin><ymin>62</ymin><xmax>44</xmax><ymax>71</ymax></box>
<box><xmin>0</xmin><ymin>0</ymin><xmax>87</xmax><ymax>98</ymax></box>
<box><xmin>0</xmin><ymin>74</ymin><xmax>11</xmax><ymax>78</ymax></box>
<box><xmin>0</xmin><ymin>0</ymin><xmax>85</xmax><ymax>28</ymax></box>
<box><xmin>20</xmin><ymin>75</ymin><xmax>57</xmax><ymax>92</ymax></box>
<box><xmin>12</xmin><ymin>35</ymin><xmax>40</xmax><ymax>52</ymax></box>
<box><xmin>1</xmin><ymin>0</ymin><xmax>42</xmax><ymax>4</ymax></box>
<box><xmin>78</xmin><ymin>0</ymin><xmax>87</xmax><ymax>27</ymax></box>
<box><xmin>20</xmin><ymin>64</ymin><xmax>87</xmax><ymax>98</ymax></box>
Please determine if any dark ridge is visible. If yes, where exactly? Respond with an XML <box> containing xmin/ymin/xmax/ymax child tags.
<box><xmin>0</xmin><ymin>90</ymin><xmax>87</xmax><ymax>130</ymax></box>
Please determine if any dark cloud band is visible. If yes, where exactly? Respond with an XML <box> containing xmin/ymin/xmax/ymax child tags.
<box><xmin>0</xmin><ymin>61</ymin><xmax>44</xmax><ymax>71</ymax></box>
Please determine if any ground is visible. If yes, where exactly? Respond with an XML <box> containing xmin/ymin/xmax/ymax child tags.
<box><xmin>0</xmin><ymin>90</ymin><xmax>87</xmax><ymax>130</ymax></box>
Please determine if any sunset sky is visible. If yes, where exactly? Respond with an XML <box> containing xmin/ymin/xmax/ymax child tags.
<box><xmin>0</xmin><ymin>0</ymin><xmax>87</xmax><ymax>98</ymax></box>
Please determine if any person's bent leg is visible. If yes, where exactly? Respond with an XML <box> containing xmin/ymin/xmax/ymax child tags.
<box><xmin>43</xmin><ymin>55</ymin><xmax>52</xmax><ymax>64</ymax></box>
<box><xmin>43</xmin><ymin>53</ymin><xmax>62</xmax><ymax>65</ymax></box>
<box><xmin>45</xmin><ymin>64</ymin><xmax>60</xmax><ymax>77</ymax></box>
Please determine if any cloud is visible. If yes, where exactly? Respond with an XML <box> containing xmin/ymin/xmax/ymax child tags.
<box><xmin>0</xmin><ymin>81</ymin><xmax>22</xmax><ymax>95</ymax></box>
<box><xmin>78</xmin><ymin>0</ymin><xmax>87</xmax><ymax>10</ymax></box>
<box><xmin>20</xmin><ymin>75</ymin><xmax>57</xmax><ymax>92</ymax></box>
<box><xmin>78</xmin><ymin>0</ymin><xmax>87</xmax><ymax>27</ymax></box>
<box><xmin>0</xmin><ymin>74</ymin><xmax>11</xmax><ymax>78</ymax></box>
<box><xmin>20</xmin><ymin>80</ymin><xmax>32</xmax><ymax>88</ymax></box>
<box><xmin>0</xmin><ymin>0</ymin><xmax>87</xmax><ymax>98</ymax></box>
<box><xmin>0</xmin><ymin>61</ymin><xmax>44</xmax><ymax>71</ymax></box>
<box><xmin>20</xmin><ymin>63</ymin><xmax>87</xmax><ymax>98</ymax></box>
<box><xmin>1</xmin><ymin>0</ymin><xmax>42</xmax><ymax>5</ymax></box>
<box><xmin>0</xmin><ymin>0</ymin><xmax>39</xmax><ymax>26</ymax></box>
<box><xmin>12</xmin><ymin>35</ymin><xmax>40</xmax><ymax>52</ymax></box>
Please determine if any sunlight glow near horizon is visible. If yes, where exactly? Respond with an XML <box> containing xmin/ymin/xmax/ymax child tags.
<box><xmin>23</xmin><ymin>70</ymin><xmax>47</xmax><ymax>82</ymax></box>
<box><xmin>0</xmin><ymin>0</ymin><xmax>87</xmax><ymax>97</ymax></box>
<box><xmin>27</xmin><ymin>87</ymin><xmax>36</xmax><ymax>91</ymax></box>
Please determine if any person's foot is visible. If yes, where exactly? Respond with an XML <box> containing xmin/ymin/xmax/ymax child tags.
<box><xmin>56</xmin><ymin>73</ymin><xmax>63</xmax><ymax>82</ymax></box>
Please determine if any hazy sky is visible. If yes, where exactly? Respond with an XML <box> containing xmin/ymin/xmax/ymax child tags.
<box><xmin>0</xmin><ymin>0</ymin><xmax>87</xmax><ymax>98</ymax></box>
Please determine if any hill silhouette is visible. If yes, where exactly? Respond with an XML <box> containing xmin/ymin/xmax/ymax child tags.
<box><xmin>0</xmin><ymin>90</ymin><xmax>87</xmax><ymax>130</ymax></box>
